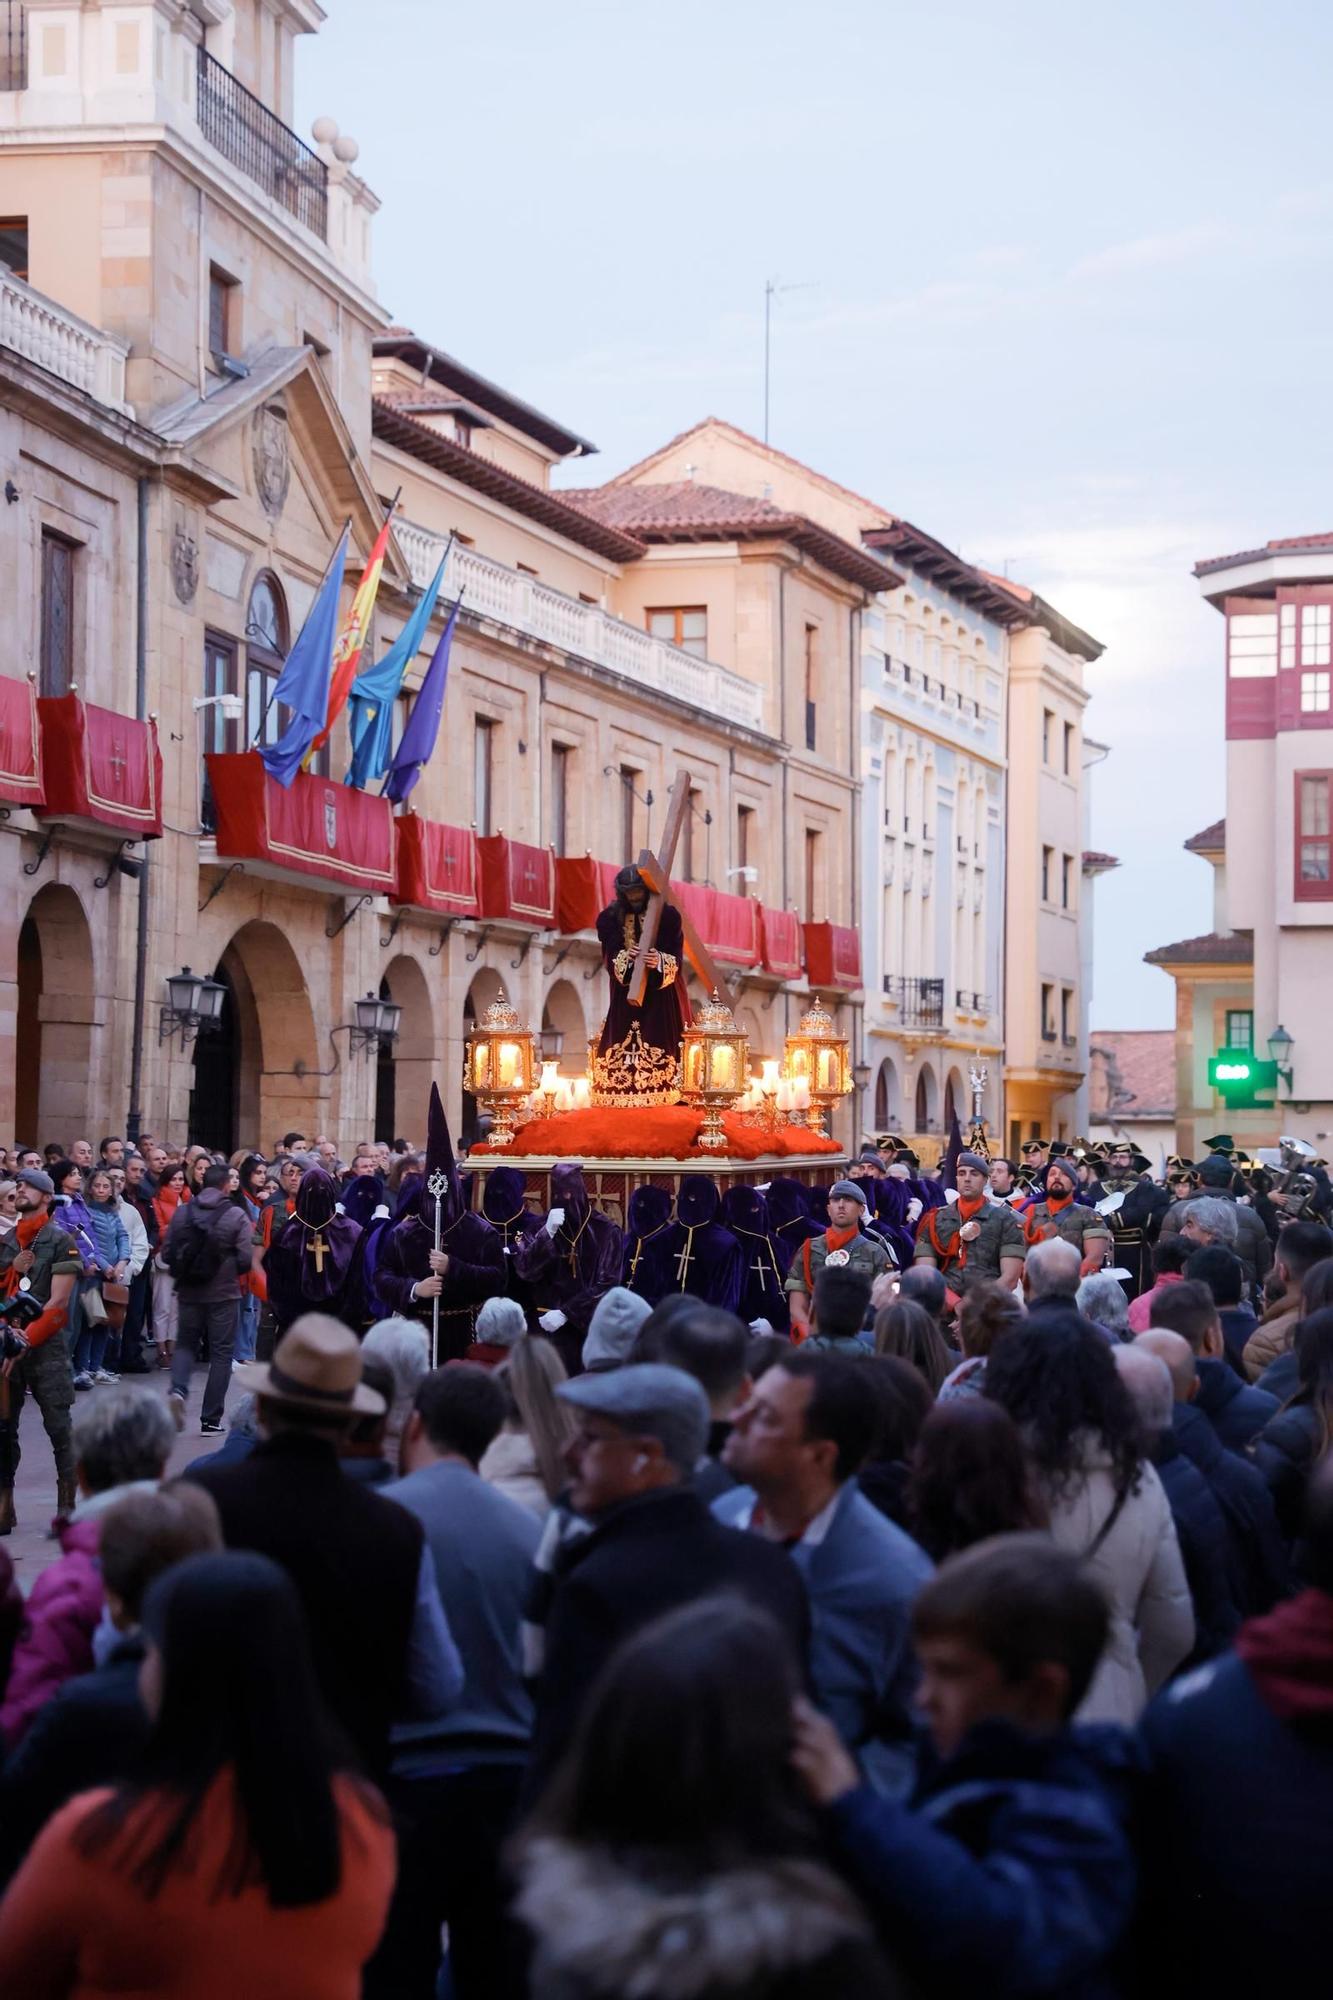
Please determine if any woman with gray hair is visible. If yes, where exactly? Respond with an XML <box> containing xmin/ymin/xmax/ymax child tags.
<box><xmin>1077</xmin><ymin>1272</ymin><xmax>1132</xmax><ymax>1342</ymax></box>
<box><xmin>1</xmin><ymin>1386</ymin><xmax>178</xmax><ymax>1747</ymax></box>
<box><xmin>360</xmin><ymin>1315</ymin><xmax>430</xmax><ymax>1468</ymax></box>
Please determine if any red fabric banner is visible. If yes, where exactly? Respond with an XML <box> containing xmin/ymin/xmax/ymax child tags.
<box><xmin>477</xmin><ymin>836</ymin><xmax>557</xmax><ymax>925</ymax></box>
<box><xmin>760</xmin><ymin>906</ymin><xmax>803</xmax><ymax>981</ymax></box>
<box><xmin>0</xmin><ymin>675</ymin><xmax>44</xmax><ymax>809</ymax></box>
<box><xmin>556</xmin><ymin>855</ymin><xmax>620</xmax><ymax>933</ymax></box>
<box><xmin>207</xmin><ymin>751</ymin><xmax>395</xmax><ymax>891</ymax></box>
<box><xmin>803</xmin><ymin>921</ymin><xmax>862</xmax><ymax>991</ymax></box>
<box><xmin>37</xmin><ymin>695</ymin><xmax>162</xmax><ymax>837</ymax></box>
<box><xmin>701</xmin><ymin>887</ymin><xmax>761</xmax><ymax>967</ymax></box>
<box><xmin>393</xmin><ymin>815</ymin><xmax>479</xmax><ymax>917</ymax></box>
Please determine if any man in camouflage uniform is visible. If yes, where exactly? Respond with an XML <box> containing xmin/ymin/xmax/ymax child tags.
<box><xmin>785</xmin><ymin>1178</ymin><xmax>894</xmax><ymax>1339</ymax></box>
<box><xmin>0</xmin><ymin>1168</ymin><xmax>82</xmax><ymax>1530</ymax></box>
<box><xmin>913</xmin><ymin>1152</ymin><xmax>1026</xmax><ymax>1301</ymax></box>
<box><xmin>1022</xmin><ymin>1153</ymin><xmax>1112</xmax><ymax>1277</ymax></box>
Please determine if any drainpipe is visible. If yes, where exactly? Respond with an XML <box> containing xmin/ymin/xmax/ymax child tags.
<box><xmin>126</xmin><ymin>474</ymin><xmax>151</xmax><ymax>1143</ymax></box>
<box><xmin>778</xmin><ymin>563</ymin><xmax>790</xmax><ymax>1051</ymax></box>
<box><xmin>849</xmin><ymin>599</ymin><xmax>863</xmax><ymax>1147</ymax></box>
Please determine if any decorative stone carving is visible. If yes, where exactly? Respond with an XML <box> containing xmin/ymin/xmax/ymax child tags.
<box><xmin>252</xmin><ymin>401</ymin><xmax>290</xmax><ymax>518</ymax></box>
<box><xmin>170</xmin><ymin>521</ymin><xmax>199</xmax><ymax>604</ymax></box>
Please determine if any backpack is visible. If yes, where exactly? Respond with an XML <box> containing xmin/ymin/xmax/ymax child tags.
<box><xmin>166</xmin><ymin>1205</ymin><xmax>229</xmax><ymax>1288</ymax></box>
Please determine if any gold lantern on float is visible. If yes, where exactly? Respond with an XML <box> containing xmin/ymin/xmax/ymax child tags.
<box><xmin>464</xmin><ymin>994</ymin><xmax>537</xmax><ymax>1147</ymax></box>
<box><xmin>783</xmin><ymin>995</ymin><xmax>852</xmax><ymax>1137</ymax></box>
<box><xmin>680</xmin><ymin>990</ymin><xmax>750</xmax><ymax>1152</ymax></box>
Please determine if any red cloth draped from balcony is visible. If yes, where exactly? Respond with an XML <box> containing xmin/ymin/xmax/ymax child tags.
<box><xmin>393</xmin><ymin>815</ymin><xmax>480</xmax><ymax>917</ymax></box>
<box><xmin>556</xmin><ymin>856</ymin><xmax>619</xmax><ymax>934</ymax></box>
<box><xmin>206</xmin><ymin>751</ymin><xmax>395</xmax><ymax>890</ymax></box>
<box><xmin>803</xmin><ymin>922</ymin><xmax>862</xmax><ymax>991</ymax></box>
<box><xmin>37</xmin><ymin>695</ymin><xmax>161</xmax><ymax>837</ymax></box>
<box><xmin>0</xmin><ymin>675</ymin><xmax>44</xmax><ymax>809</ymax></box>
<box><xmin>760</xmin><ymin>906</ymin><xmax>803</xmax><ymax>981</ymax></box>
<box><xmin>670</xmin><ymin>882</ymin><xmax>762</xmax><ymax>969</ymax></box>
<box><xmin>477</xmin><ymin>835</ymin><xmax>557</xmax><ymax>925</ymax></box>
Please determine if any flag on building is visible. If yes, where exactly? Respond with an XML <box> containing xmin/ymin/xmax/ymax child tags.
<box><xmin>383</xmin><ymin>595</ymin><xmax>462</xmax><ymax>805</ymax></box>
<box><xmin>304</xmin><ymin>511</ymin><xmax>394</xmax><ymax>764</ymax></box>
<box><xmin>346</xmin><ymin>549</ymin><xmax>448</xmax><ymax>790</ymax></box>
<box><xmin>257</xmin><ymin>523</ymin><xmax>350</xmax><ymax>788</ymax></box>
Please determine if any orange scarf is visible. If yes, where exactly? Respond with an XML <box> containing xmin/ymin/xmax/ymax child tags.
<box><xmin>801</xmin><ymin>1223</ymin><xmax>861</xmax><ymax>1292</ymax></box>
<box><xmin>1025</xmin><ymin>1190</ymin><xmax>1072</xmax><ymax>1245</ymax></box>
<box><xmin>2</xmin><ymin>1211</ymin><xmax>45</xmax><ymax>1295</ymax></box>
<box><xmin>927</xmin><ymin>1196</ymin><xmax>986</xmax><ymax>1270</ymax></box>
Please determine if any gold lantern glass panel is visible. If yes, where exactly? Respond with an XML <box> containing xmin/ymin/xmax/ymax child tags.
<box><xmin>680</xmin><ymin>990</ymin><xmax>749</xmax><ymax>1152</ymax></box>
<box><xmin>464</xmin><ymin>994</ymin><xmax>537</xmax><ymax>1147</ymax></box>
<box><xmin>783</xmin><ymin>995</ymin><xmax>852</xmax><ymax>1136</ymax></box>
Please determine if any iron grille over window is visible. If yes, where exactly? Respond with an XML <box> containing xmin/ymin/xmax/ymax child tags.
<box><xmin>885</xmin><ymin>975</ymin><xmax>944</xmax><ymax>1027</ymax></box>
<box><xmin>196</xmin><ymin>48</ymin><xmax>328</xmax><ymax>241</ymax></box>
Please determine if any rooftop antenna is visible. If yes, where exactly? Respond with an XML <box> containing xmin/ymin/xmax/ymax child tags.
<box><xmin>763</xmin><ymin>276</ymin><xmax>815</xmax><ymax>445</ymax></box>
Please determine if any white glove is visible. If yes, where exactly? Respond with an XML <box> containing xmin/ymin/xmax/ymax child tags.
<box><xmin>539</xmin><ymin>1309</ymin><xmax>567</xmax><ymax>1333</ymax></box>
<box><xmin>748</xmin><ymin>1318</ymin><xmax>775</xmax><ymax>1335</ymax></box>
<box><xmin>906</xmin><ymin>1197</ymin><xmax>923</xmax><ymax>1223</ymax></box>
<box><xmin>544</xmin><ymin>1206</ymin><xmax>566</xmax><ymax>1237</ymax></box>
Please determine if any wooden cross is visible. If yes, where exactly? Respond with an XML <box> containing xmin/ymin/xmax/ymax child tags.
<box><xmin>310</xmin><ymin>1231</ymin><xmax>326</xmax><ymax>1275</ymax></box>
<box><xmin>628</xmin><ymin>766</ymin><xmax>727</xmax><ymax>1007</ymax></box>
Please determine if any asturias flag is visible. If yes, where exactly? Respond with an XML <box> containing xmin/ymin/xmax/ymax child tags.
<box><xmin>346</xmin><ymin>551</ymin><xmax>447</xmax><ymax>790</ymax></box>
<box><xmin>257</xmin><ymin>523</ymin><xmax>350</xmax><ymax>789</ymax></box>
<box><xmin>304</xmin><ymin>512</ymin><xmax>394</xmax><ymax>764</ymax></box>
<box><xmin>383</xmin><ymin>595</ymin><xmax>462</xmax><ymax>805</ymax></box>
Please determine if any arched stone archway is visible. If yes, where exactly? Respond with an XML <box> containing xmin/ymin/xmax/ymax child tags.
<box><xmin>191</xmin><ymin>920</ymin><xmax>320</xmax><ymax>1154</ymax></box>
<box><xmin>944</xmin><ymin>1067</ymin><xmax>965</xmax><ymax>1129</ymax></box>
<box><xmin>461</xmin><ymin>968</ymin><xmax>508</xmax><ymax>1149</ymax></box>
<box><xmin>914</xmin><ymin>1060</ymin><xmax>939</xmax><ymax>1133</ymax></box>
<box><xmin>379</xmin><ymin>955</ymin><xmax>436</xmax><ymax>1143</ymax></box>
<box><xmin>14</xmin><ymin>884</ymin><xmax>96</xmax><ymax>1146</ymax></box>
<box><xmin>541</xmin><ymin>976</ymin><xmax>590</xmax><ymax>1073</ymax></box>
<box><xmin>874</xmin><ymin>1056</ymin><xmax>901</xmax><ymax>1130</ymax></box>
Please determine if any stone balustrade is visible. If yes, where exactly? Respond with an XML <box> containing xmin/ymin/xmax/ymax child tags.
<box><xmin>0</xmin><ymin>267</ymin><xmax>130</xmax><ymax>412</ymax></box>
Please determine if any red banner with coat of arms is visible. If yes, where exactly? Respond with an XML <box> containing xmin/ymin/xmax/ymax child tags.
<box><xmin>206</xmin><ymin>751</ymin><xmax>395</xmax><ymax>891</ymax></box>
<box><xmin>0</xmin><ymin>674</ymin><xmax>44</xmax><ymax>809</ymax></box>
<box><xmin>37</xmin><ymin>695</ymin><xmax>161</xmax><ymax>836</ymax></box>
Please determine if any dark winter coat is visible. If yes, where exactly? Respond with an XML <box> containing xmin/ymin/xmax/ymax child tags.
<box><xmin>1250</xmin><ymin>1399</ymin><xmax>1321</xmax><ymax>1543</ymax></box>
<box><xmin>1192</xmin><ymin>1357</ymin><xmax>1277</xmax><ymax>1452</ymax></box>
<box><xmin>1157</xmin><ymin>1190</ymin><xmax>1273</xmax><ymax>1295</ymax></box>
<box><xmin>1170</xmin><ymin>1404</ymin><xmax>1290</xmax><ymax>1615</ymax></box>
<box><xmin>516</xmin><ymin>1839</ymin><xmax>897</xmax><ymax>2000</ymax></box>
<box><xmin>826</xmin><ymin>1719</ymin><xmax>1139</xmax><ymax>2000</ymax></box>
<box><xmin>1150</xmin><ymin>1432</ymin><xmax>1241</xmax><ymax>1664</ymax></box>
<box><xmin>161</xmin><ymin>1184</ymin><xmax>251</xmax><ymax>1305</ymax></box>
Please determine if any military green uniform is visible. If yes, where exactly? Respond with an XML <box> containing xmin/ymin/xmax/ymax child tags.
<box><xmin>785</xmin><ymin>1227</ymin><xmax>894</xmax><ymax>1302</ymax></box>
<box><xmin>1023</xmin><ymin>1200</ymin><xmax>1111</xmax><ymax>1263</ymax></box>
<box><xmin>0</xmin><ymin>1214</ymin><xmax>81</xmax><ymax>1503</ymax></box>
<box><xmin>913</xmin><ymin>1202</ymin><xmax>1027</xmax><ymax>1295</ymax></box>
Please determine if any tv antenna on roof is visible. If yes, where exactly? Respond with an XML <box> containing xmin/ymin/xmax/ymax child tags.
<box><xmin>763</xmin><ymin>276</ymin><xmax>815</xmax><ymax>445</ymax></box>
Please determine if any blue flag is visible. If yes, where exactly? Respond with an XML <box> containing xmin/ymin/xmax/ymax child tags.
<box><xmin>258</xmin><ymin>524</ymin><xmax>350</xmax><ymax>788</ymax></box>
<box><xmin>346</xmin><ymin>552</ymin><xmax>447</xmax><ymax>789</ymax></box>
<box><xmin>383</xmin><ymin>596</ymin><xmax>461</xmax><ymax>805</ymax></box>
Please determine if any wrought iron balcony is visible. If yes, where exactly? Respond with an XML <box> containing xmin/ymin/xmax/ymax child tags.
<box><xmin>196</xmin><ymin>49</ymin><xmax>328</xmax><ymax>241</ymax></box>
<box><xmin>0</xmin><ymin>1</ymin><xmax>24</xmax><ymax>90</ymax></box>
<box><xmin>885</xmin><ymin>975</ymin><xmax>945</xmax><ymax>1027</ymax></box>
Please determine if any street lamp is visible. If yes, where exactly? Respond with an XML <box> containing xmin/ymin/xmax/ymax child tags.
<box><xmin>159</xmin><ymin>967</ymin><xmax>226</xmax><ymax>1047</ymax></box>
<box><xmin>1268</xmin><ymin>1024</ymin><xmax>1295</xmax><ymax>1088</ymax></box>
<box><xmin>349</xmin><ymin>992</ymin><xmax>403</xmax><ymax>1057</ymax></box>
<box><xmin>539</xmin><ymin>1025</ymin><xmax>565</xmax><ymax>1062</ymax></box>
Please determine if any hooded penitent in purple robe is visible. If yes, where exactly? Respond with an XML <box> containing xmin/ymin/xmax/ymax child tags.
<box><xmin>512</xmin><ymin>1164</ymin><xmax>623</xmax><ymax>1369</ymax></box>
<box><xmin>262</xmin><ymin>1167</ymin><xmax>363</xmax><ymax>1334</ymax></box>
<box><xmin>658</xmin><ymin>1178</ymin><xmax>745</xmax><ymax>1316</ymax></box>
<box><xmin>871</xmin><ymin>1177</ymin><xmax>919</xmax><ymax>1272</ymax></box>
<box><xmin>376</xmin><ymin>1086</ymin><xmax>504</xmax><ymax>1358</ymax></box>
<box><xmin>481</xmin><ymin>1165</ymin><xmax>543</xmax><ymax>1307</ymax></box>
<box><xmin>719</xmin><ymin>1185</ymin><xmax>790</xmax><ymax>1331</ymax></box>
<box><xmin>621</xmin><ymin>1184</ymin><xmax>676</xmax><ymax>1306</ymax></box>
<box><xmin>764</xmin><ymin>1178</ymin><xmax>821</xmax><ymax>1268</ymax></box>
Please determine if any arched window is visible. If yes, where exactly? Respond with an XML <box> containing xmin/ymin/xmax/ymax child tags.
<box><xmin>242</xmin><ymin>571</ymin><xmax>327</xmax><ymax>775</ymax></box>
<box><xmin>915</xmin><ymin>1069</ymin><xmax>929</xmax><ymax>1130</ymax></box>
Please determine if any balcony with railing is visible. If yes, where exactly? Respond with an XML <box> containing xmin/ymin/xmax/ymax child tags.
<box><xmin>884</xmin><ymin>974</ymin><xmax>945</xmax><ymax>1027</ymax></box>
<box><xmin>0</xmin><ymin>266</ymin><xmax>129</xmax><ymax>409</ymax></box>
<box><xmin>1</xmin><ymin>0</ymin><xmax>24</xmax><ymax>90</ymax></box>
<box><xmin>196</xmin><ymin>48</ymin><xmax>328</xmax><ymax>241</ymax></box>
<box><xmin>394</xmin><ymin>520</ymin><xmax>765</xmax><ymax>733</ymax></box>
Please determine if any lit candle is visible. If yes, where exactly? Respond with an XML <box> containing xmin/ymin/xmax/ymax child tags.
<box><xmin>497</xmin><ymin>1041</ymin><xmax>521</xmax><ymax>1089</ymax></box>
<box><xmin>776</xmin><ymin>1079</ymin><xmax>793</xmax><ymax>1112</ymax></box>
<box><xmin>760</xmin><ymin>1059</ymin><xmax>780</xmax><ymax>1095</ymax></box>
<box><xmin>555</xmin><ymin>1081</ymin><xmax>574</xmax><ymax>1112</ymax></box>
<box><xmin>817</xmin><ymin>1049</ymin><xmax>835</xmax><ymax>1091</ymax></box>
<box><xmin>572</xmin><ymin>1077</ymin><xmax>591</xmax><ymax>1109</ymax></box>
<box><xmin>792</xmin><ymin>1077</ymin><xmax>811</xmax><ymax>1110</ymax></box>
<box><xmin>473</xmin><ymin>1045</ymin><xmax>490</xmax><ymax>1089</ymax></box>
<box><xmin>712</xmin><ymin>1045</ymin><xmax>735</xmax><ymax>1090</ymax></box>
<box><xmin>540</xmin><ymin>1060</ymin><xmax>560</xmax><ymax>1096</ymax></box>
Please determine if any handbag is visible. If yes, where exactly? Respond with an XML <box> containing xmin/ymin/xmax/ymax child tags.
<box><xmin>101</xmin><ymin>1279</ymin><xmax>130</xmax><ymax>1331</ymax></box>
<box><xmin>82</xmin><ymin>1284</ymin><xmax>109</xmax><ymax>1327</ymax></box>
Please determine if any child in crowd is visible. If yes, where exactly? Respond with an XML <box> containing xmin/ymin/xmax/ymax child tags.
<box><xmin>792</xmin><ymin>1533</ymin><xmax>1137</xmax><ymax>2000</ymax></box>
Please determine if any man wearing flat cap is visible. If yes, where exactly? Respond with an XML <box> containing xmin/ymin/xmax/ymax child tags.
<box><xmin>528</xmin><ymin>1363</ymin><xmax>809</xmax><ymax>1787</ymax></box>
<box><xmin>913</xmin><ymin>1153</ymin><xmax>1026</xmax><ymax>1303</ymax></box>
<box><xmin>784</xmin><ymin>1180</ymin><xmax>895</xmax><ymax>1342</ymax></box>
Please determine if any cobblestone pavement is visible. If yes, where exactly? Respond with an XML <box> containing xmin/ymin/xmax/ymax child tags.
<box><xmin>6</xmin><ymin>1363</ymin><xmax>240</xmax><ymax>1592</ymax></box>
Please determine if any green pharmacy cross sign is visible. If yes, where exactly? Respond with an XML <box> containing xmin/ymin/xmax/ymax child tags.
<box><xmin>1207</xmin><ymin>1047</ymin><xmax>1279</xmax><ymax>1109</ymax></box>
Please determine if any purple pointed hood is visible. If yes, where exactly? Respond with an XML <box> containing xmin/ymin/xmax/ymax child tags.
<box><xmin>627</xmin><ymin>1184</ymin><xmax>673</xmax><ymax>1235</ymax></box>
<box><xmin>676</xmin><ymin>1177</ymin><xmax>720</xmax><ymax>1228</ymax></box>
<box><xmin>550</xmin><ymin>1162</ymin><xmax>590</xmax><ymax>1226</ymax></box>
<box><xmin>722</xmin><ymin>1184</ymin><xmax>771</xmax><ymax>1234</ymax></box>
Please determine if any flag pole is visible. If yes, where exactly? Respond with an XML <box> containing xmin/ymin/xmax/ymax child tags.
<box><xmin>379</xmin><ymin>584</ymin><xmax>465</xmax><ymax>798</ymax></box>
<box><xmin>248</xmin><ymin>519</ymin><xmax>351</xmax><ymax>750</ymax></box>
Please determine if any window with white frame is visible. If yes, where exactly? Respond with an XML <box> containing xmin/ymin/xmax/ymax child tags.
<box><xmin>1227</xmin><ymin>611</ymin><xmax>1277</xmax><ymax>678</ymax></box>
<box><xmin>1300</xmin><ymin>672</ymin><xmax>1330</xmax><ymax>713</ymax></box>
<box><xmin>1303</xmin><ymin>604</ymin><xmax>1331</xmax><ymax>665</ymax></box>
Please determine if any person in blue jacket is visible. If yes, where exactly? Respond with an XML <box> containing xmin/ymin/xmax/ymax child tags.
<box><xmin>792</xmin><ymin>1532</ymin><xmax>1137</xmax><ymax>2000</ymax></box>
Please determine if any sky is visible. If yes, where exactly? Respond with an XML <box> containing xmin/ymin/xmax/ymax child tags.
<box><xmin>298</xmin><ymin>0</ymin><xmax>1333</xmax><ymax>1029</ymax></box>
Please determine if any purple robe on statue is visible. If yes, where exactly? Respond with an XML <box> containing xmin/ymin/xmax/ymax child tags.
<box><xmin>719</xmin><ymin>1185</ymin><xmax>790</xmax><ymax>1331</ymax></box>
<box><xmin>621</xmin><ymin>1185</ymin><xmax>676</xmax><ymax>1306</ymax></box>
<box><xmin>592</xmin><ymin>898</ymin><xmax>689</xmax><ymax>1103</ymax></box>
<box><xmin>512</xmin><ymin>1164</ymin><xmax>623</xmax><ymax>1368</ymax></box>
<box><xmin>262</xmin><ymin>1167</ymin><xmax>363</xmax><ymax>1334</ymax></box>
<box><xmin>659</xmin><ymin>1179</ymin><xmax>745</xmax><ymax>1315</ymax></box>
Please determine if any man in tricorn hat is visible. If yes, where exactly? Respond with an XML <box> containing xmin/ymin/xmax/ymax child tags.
<box><xmin>376</xmin><ymin>1085</ymin><xmax>503</xmax><ymax>1358</ymax></box>
<box><xmin>590</xmin><ymin>865</ymin><xmax>690</xmax><ymax>1104</ymax></box>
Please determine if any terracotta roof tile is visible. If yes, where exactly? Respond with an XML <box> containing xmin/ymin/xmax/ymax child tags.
<box><xmin>1184</xmin><ymin>817</ymin><xmax>1225</xmax><ymax>853</ymax></box>
<box><xmin>564</xmin><ymin>480</ymin><xmax>898</xmax><ymax>593</ymax></box>
<box><xmin>1082</xmin><ymin>849</ymin><xmax>1120</xmax><ymax>871</ymax></box>
<box><xmin>1088</xmin><ymin>1030</ymin><xmax>1176</xmax><ymax>1121</ymax></box>
<box><xmin>604</xmin><ymin>416</ymin><xmax>895</xmax><ymax>524</ymax></box>
<box><xmin>1143</xmin><ymin>930</ymin><xmax>1253</xmax><ymax>966</ymax></box>
<box><xmin>1195</xmin><ymin>533</ymin><xmax>1333</xmax><ymax>576</ymax></box>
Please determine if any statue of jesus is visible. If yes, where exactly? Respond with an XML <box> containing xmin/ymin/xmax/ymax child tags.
<box><xmin>590</xmin><ymin>865</ymin><xmax>690</xmax><ymax>1104</ymax></box>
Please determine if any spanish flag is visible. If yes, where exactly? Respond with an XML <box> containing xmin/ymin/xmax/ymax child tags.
<box><xmin>304</xmin><ymin>511</ymin><xmax>394</xmax><ymax>764</ymax></box>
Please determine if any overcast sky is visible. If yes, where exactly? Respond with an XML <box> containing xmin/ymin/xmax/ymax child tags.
<box><xmin>299</xmin><ymin>1</ymin><xmax>1333</xmax><ymax>1029</ymax></box>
